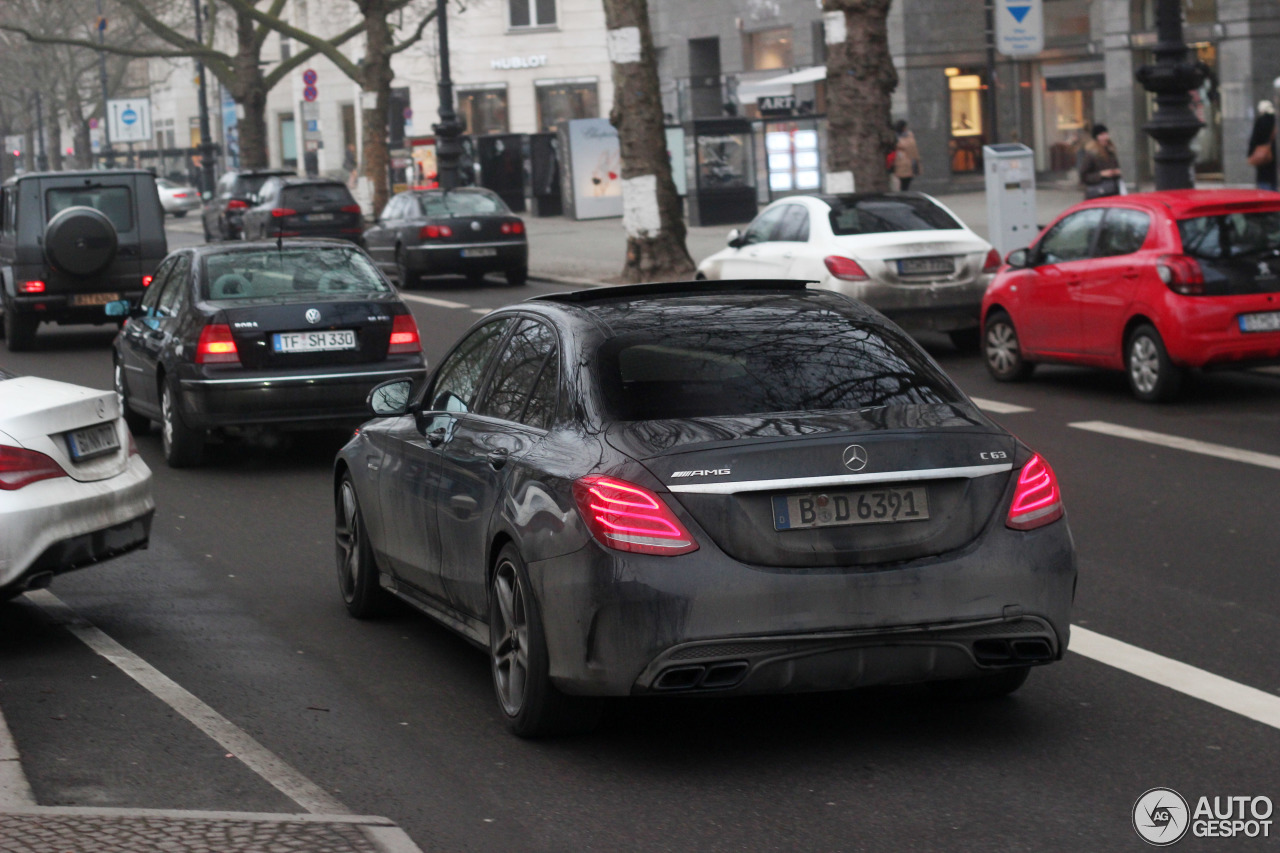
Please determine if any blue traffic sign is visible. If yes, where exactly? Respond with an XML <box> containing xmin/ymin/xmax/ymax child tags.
<box><xmin>121</xmin><ymin>108</ymin><xmax>138</xmax><ymax>125</ymax></box>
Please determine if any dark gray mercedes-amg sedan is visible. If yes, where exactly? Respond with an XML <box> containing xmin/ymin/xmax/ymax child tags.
<box><xmin>333</xmin><ymin>281</ymin><xmax>1076</xmax><ymax>737</ymax></box>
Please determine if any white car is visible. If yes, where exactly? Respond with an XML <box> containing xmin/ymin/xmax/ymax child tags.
<box><xmin>696</xmin><ymin>193</ymin><xmax>1001</xmax><ymax>349</ymax></box>
<box><xmin>0</xmin><ymin>368</ymin><xmax>154</xmax><ymax>599</ymax></box>
<box><xmin>156</xmin><ymin>178</ymin><xmax>202</xmax><ymax>217</ymax></box>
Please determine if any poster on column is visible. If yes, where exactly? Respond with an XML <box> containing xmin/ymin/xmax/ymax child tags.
<box><xmin>567</xmin><ymin>118</ymin><xmax>622</xmax><ymax>220</ymax></box>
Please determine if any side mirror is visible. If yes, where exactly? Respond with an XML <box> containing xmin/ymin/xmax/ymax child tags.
<box><xmin>367</xmin><ymin>378</ymin><xmax>413</xmax><ymax>417</ymax></box>
<box><xmin>1005</xmin><ymin>248</ymin><xmax>1030</xmax><ymax>269</ymax></box>
<box><xmin>104</xmin><ymin>299</ymin><xmax>132</xmax><ymax>318</ymax></box>
<box><xmin>727</xmin><ymin>228</ymin><xmax>742</xmax><ymax>247</ymax></box>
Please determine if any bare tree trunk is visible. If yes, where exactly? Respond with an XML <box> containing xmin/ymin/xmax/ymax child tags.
<box><xmin>602</xmin><ymin>0</ymin><xmax>693</xmax><ymax>282</ymax></box>
<box><xmin>239</xmin><ymin>86</ymin><xmax>270</xmax><ymax>169</ymax></box>
<box><xmin>361</xmin><ymin>0</ymin><xmax>394</xmax><ymax>217</ymax></box>
<box><xmin>48</xmin><ymin>98</ymin><xmax>64</xmax><ymax>171</ymax></box>
<box><xmin>822</xmin><ymin>0</ymin><xmax>897</xmax><ymax>193</ymax></box>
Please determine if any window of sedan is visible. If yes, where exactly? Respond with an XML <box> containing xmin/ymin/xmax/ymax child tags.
<box><xmin>428</xmin><ymin>318</ymin><xmax>513</xmax><ymax>413</ymax></box>
<box><xmin>774</xmin><ymin>204</ymin><xmax>810</xmax><ymax>241</ymax></box>
<box><xmin>742</xmin><ymin>205</ymin><xmax>788</xmax><ymax>245</ymax></box>
<box><xmin>416</xmin><ymin>190</ymin><xmax>508</xmax><ymax>218</ymax></box>
<box><xmin>827</xmin><ymin>196</ymin><xmax>961</xmax><ymax>235</ymax></box>
<box><xmin>141</xmin><ymin>257</ymin><xmax>177</xmax><ymax>313</ymax></box>
<box><xmin>202</xmin><ymin>248</ymin><xmax>391</xmax><ymax>301</ymax></box>
<box><xmin>156</xmin><ymin>255</ymin><xmax>191</xmax><ymax>317</ymax></box>
<box><xmin>1035</xmin><ymin>208</ymin><xmax>1105</xmax><ymax>265</ymax></box>
<box><xmin>474</xmin><ymin>319</ymin><xmax>559</xmax><ymax>429</ymax></box>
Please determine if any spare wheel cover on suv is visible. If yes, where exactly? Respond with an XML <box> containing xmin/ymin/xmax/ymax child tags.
<box><xmin>45</xmin><ymin>206</ymin><xmax>119</xmax><ymax>277</ymax></box>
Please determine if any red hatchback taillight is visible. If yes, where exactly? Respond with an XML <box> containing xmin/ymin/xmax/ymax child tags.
<box><xmin>572</xmin><ymin>476</ymin><xmax>699</xmax><ymax>556</ymax></box>
<box><xmin>271</xmin><ymin>207</ymin><xmax>297</xmax><ymax>218</ymax></box>
<box><xmin>227</xmin><ymin>199</ymin><xmax>249</xmax><ymax>210</ymax></box>
<box><xmin>982</xmin><ymin>248</ymin><xmax>1002</xmax><ymax>273</ymax></box>
<box><xmin>388</xmin><ymin>313</ymin><xmax>421</xmax><ymax>354</ymax></box>
<box><xmin>1157</xmin><ymin>253</ymin><xmax>1204</xmax><ymax>295</ymax></box>
<box><xmin>195</xmin><ymin>324</ymin><xmax>240</xmax><ymax>364</ymax></box>
<box><xmin>0</xmin><ymin>445</ymin><xmax>66</xmax><ymax>490</ymax></box>
<box><xmin>1006</xmin><ymin>453</ymin><xmax>1064</xmax><ymax>531</ymax></box>
<box><xmin>420</xmin><ymin>224</ymin><xmax>454</xmax><ymax>239</ymax></box>
<box><xmin>823</xmin><ymin>255</ymin><xmax>869</xmax><ymax>281</ymax></box>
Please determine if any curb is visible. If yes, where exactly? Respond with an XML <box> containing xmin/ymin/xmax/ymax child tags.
<box><xmin>0</xmin><ymin>711</ymin><xmax>34</xmax><ymax>808</ymax></box>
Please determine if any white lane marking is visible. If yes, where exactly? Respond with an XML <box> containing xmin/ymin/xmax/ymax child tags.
<box><xmin>1070</xmin><ymin>420</ymin><xmax>1280</xmax><ymax>472</ymax></box>
<box><xmin>1071</xmin><ymin>626</ymin><xmax>1280</xmax><ymax>731</ymax></box>
<box><xmin>470</xmin><ymin>308</ymin><xmax>493</xmax><ymax>315</ymax></box>
<box><xmin>25</xmin><ymin>590</ymin><xmax>349</xmax><ymax>816</ymax></box>
<box><xmin>969</xmin><ymin>397</ymin><xmax>1033</xmax><ymax>414</ymax></box>
<box><xmin>399</xmin><ymin>293</ymin><xmax>470</xmax><ymax>309</ymax></box>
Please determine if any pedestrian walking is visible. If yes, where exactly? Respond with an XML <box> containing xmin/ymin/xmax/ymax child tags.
<box><xmin>1247</xmin><ymin>100</ymin><xmax>1277</xmax><ymax>191</ymax></box>
<box><xmin>892</xmin><ymin>120</ymin><xmax>921</xmax><ymax>191</ymax></box>
<box><xmin>1079</xmin><ymin>124</ymin><xmax>1123</xmax><ymax>199</ymax></box>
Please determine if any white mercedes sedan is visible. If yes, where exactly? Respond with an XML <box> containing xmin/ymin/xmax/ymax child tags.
<box><xmin>696</xmin><ymin>193</ymin><xmax>1000</xmax><ymax>350</ymax></box>
<box><xmin>0</xmin><ymin>367</ymin><xmax>154</xmax><ymax>600</ymax></box>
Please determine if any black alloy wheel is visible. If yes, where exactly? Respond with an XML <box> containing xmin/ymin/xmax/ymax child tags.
<box><xmin>335</xmin><ymin>475</ymin><xmax>392</xmax><ymax>618</ymax></box>
<box><xmin>489</xmin><ymin>545</ymin><xmax>602</xmax><ymax>737</ymax></box>
<box><xmin>929</xmin><ymin>666</ymin><xmax>1031</xmax><ymax>700</ymax></box>
<box><xmin>114</xmin><ymin>358</ymin><xmax>151</xmax><ymax>435</ymax></box>
<box><xmin>160</xmin><ymin>377</ymin><xmax>205</xmax><ymax>468</ymax></box>
<box><xmin>983</xmin><ymin>311</ymin><xmax>1035</xmax><ymax>382</ymax></box>
<box><xmin>1126</xmin><ymin>323</ymin><xmax>1184</xmax><ymax>403</ymax></box>
<box><xmin>395</xmin><ymin>246</ymin><xmax>419</xmax><ymax>289</ymax></box>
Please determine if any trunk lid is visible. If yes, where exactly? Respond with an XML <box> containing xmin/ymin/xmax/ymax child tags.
<box><xmin>215</xmin><ymin>296</ymin><xmax>404</xmax><ymax>370</ymax></box>
<box><xmin>0</xmin><ymin>377</ymin><xmax>130</xmax><ymax>482</ymax></box>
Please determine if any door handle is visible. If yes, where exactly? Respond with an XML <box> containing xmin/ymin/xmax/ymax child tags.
<box><xmin>487</xmin><ymin>449</ymin><xmax>509</xmax><ymax>470</ymax></box>
<box><xmin>425</xmin><ymin>428</ymin><xmax>446</xmax><ymax>447</ymax></box>
<box><xmin>1123</xmin><ymin>268</ymin><xmax>1141</xmax><ymax>279</ymax></box>
<box><xmin>1066</xmin><ymin>279</ymin><xmax>1082</xmax><ymax>287</ymax></box>
<box><xmin>450</xmin><ymin>494</ymin><xmax>478</xmax><ymax>513</ymax></box>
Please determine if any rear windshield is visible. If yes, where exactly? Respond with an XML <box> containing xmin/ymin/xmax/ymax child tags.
<box><xmin>231</xmin><ymin>176</ymin><xmax>273</xmax><ymax>198</ymax></box>
<box><xmin>828</xmin><ymin>196</ymin><xmax>960</xmax><ymax>236</ymax></box>
<box><xmin>417</xmin><ymin>191</ymin><xmax>508</xmax><ymax>217</ymax></box>
<box><xmin>595</xmin><ymin>302</ymin><xmax>963</xmax><ymax>420</ymax></box>
<box><xmin>282</xmin><ymin>184</ymin><xmax>355</xmax><ymax>209</ymax></box>
<box><xmin>1178</xmin><ymin>211</ymin><xmax>1280</xmax><ymax>259</ymax></box>
<box><xmin>201</xmin><ymin>248</ymin><xmax>391</xmax><ymax>301</ymax></box>
<box><xmin>46</xmin><ymin>186</ymin><xmax>133</xmax><ymax>232</ymax></box>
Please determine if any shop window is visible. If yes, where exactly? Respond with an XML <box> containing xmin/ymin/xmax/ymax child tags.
<box><xmin>764</xmin><ymin>124</ymin><xmax>821</xmax><ymax>196</ymax></box>
<box><xmin>278</xmin><ymin>113</ymin><xmax>297</xmax><ymax>169</ymax></box>
<box><xmin>744</xmin><ymin>27</ymin><xmax>793</xmax><ymax>71</ymax></box>
<box><xmin>947</xmin><ymin>70</ymin><xmax>984</xmax><ymax>173</ymax></box>
<box><xmin>536</xmin><ymin>80</ymin><xmax>599</xmax><ymax>132</ymax></box>
<box><xmin>459</xmin><ymin>88</ymin><xmax>510</xmax><ymax>135</ymax></box>
<box><xmin>510</xmin><ymin>0</ymin><xmax>556</xmax><ymax>28</ymax></box>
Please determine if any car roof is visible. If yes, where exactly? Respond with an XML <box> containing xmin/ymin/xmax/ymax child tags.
<box><xmin>186</xmin><ymin>238</ymin><xmax>365</xmax><ymax>259</ymax></box>
<box><xmin>4</xmin><ymin>169</ymin><xmax>155</xmax><ymax>186</ymax></box>
<box><xmin>1071</xmin><ymin>189</ymin><xmax>1280</xmax><ymax>217</ymax></box>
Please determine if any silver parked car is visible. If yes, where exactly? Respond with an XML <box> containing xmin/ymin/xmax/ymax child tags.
<box><xmin>156</xmin><ymin>178</ymin><xmax>202</xmax><ymax>217</ymax></box>
<box><xmin>0</xmin><ymin>367</ymin><xmax>154</xmax><ymax>599</ymax></box>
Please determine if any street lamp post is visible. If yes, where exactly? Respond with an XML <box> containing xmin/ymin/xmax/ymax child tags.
<box><xmin>34</xmin><ymin>92</ymin><xmax>48</xmax><ymax>172</ymax></box>
<box><xmin>432</xmin><ymin>0</ymin><xmax>464</xmax><ymax>190</ymax></box>
<box><xmin>1135</xmin><ymin>0</ymin><xmax>1205</xmax><ymax>190</ymax></box>
<box><xmin>193</xmin><ymin>0</ymin><xmax>217</xmax><ymax>195</ymax></box>
<box><xmin>96</xmin><ymin>0</ymin><xmax>114</xmax><ymax>168</ymax></box>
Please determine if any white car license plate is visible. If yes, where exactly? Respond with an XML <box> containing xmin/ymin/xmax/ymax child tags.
<box><xmin>66</xmin><ymin>422</ymin><xmax>120</xmax><ymax>461</ymax></box>
<box><xmin>897</xmin><ymin>257</ymin><xmax>954</xmax><ymax>275</ymax></box>
<box><xmin>307</xmin><ymin>213</ymin><xmax>335</xmax><ymax>222</ymax></box>
<box><xmin>71</xmin><ymin>292</ymin><xmax>120</xmax><ymax>307</ymax></box>
<box><xmin>1239</xmin><ymin>311</ymin><xmax>1280</xmax><ymax>333</ymax></box>
<box><xmin>273</xmin><ymin>330</ymin><xmax>357</xmax><ymax>353</ymax></box>
<box><xmin>772</xmin><ymin>486</ymin><xmax>929</xmax><ymax>530</ymax></box>
<box><xmin>462</xmin><ymin>247</ymin><xmax>498</xmax><ymax>258</ymax></box>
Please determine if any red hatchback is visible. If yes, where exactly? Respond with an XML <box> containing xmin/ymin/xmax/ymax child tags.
<box><xmin>982</xmin><ymin>190</ymin><xmax>1280</xmax><ymax>401</ymax></box>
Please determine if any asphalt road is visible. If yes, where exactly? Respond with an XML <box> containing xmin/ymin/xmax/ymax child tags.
<box><xmin>2</xmin><ymin>219</ymin><xmax>1279</xmax><ymax>851</ymax></box>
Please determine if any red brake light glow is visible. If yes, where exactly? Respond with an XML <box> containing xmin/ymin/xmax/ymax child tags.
<box><xmin>142</xmin><ymin>275</ymin><xmax>153</xmax><ymax>288</ymax></box>
<box><xmin>982</xmin><ymin>248</ymin><xmax>1002</xmax><ymax>273</ymax></box>
<box><xmin>1006</xmin><ymin>453</ymin><xmax>1064</xmax><ymax>531</ymax></box>
<box><xmin>420</xmin><ymin>224</ymin><xmax>453</xmax><ymax>239</ymax></box>
<box><xmin>0</xmin><ymin>445</ymin><xmax>67</xmax><ymax>490</ymax></box>
<box><xmin>1156</xmin><ymin>253</ymin><xmax>1204</xmax><ymax>295</ymax></box>
<box><xmin>19</xmin><ymin>280</ymin><xmax>45</xmax><ymax>293</ymax></box>
<box><xmin>388</xmin><ymin>313</ymin><xmax>421</xmax><ymax>354</ymax></box>
<box><xmin>271</xmin><ymin>208</ymin><xmax>297</xmax><ymax>218</ymax></box>
<box><xmin>572</xmin><ymin>476</ymin><xmax>699</xmax><ymax>556</ymax></box>
<box><xmin>195</xmin><ymin>324</ymin><xmax>240</xmax><ymax>364</ymax></box>
<box><xmin>341</xmin><ymin>204</ymin><xmax>362</xmax><ymax>214</ymax></box>
<box><xmin>227</xmin><ymin>199</ymin><xmax>249</xmax><ymax>210</ymax></box>
<box><xmin>823</xmin><ymin>256</ymin><xmax>869</xmax><ymax>281</ymax></box>
<box><xmin>500</xmin><ymin>221</ymin><xmax>525</xmax><ymax>235</ymax></box>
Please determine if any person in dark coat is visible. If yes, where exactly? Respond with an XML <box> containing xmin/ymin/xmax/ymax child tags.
<box><xmin>1247</xmin><ymin>100</ymin><xmax>1277</xmax><ymax>191</ymax></box>
<box><xmin>1079</xmin><ymin>124</ymin><xmax>1122</xmax><ymax>199</ymax></box>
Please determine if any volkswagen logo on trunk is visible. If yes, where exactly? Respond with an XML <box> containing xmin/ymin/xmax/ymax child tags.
<box><xmin>305</xmin><ymin>309</ymin><xmax>322</xmax><ymax>324</ymax></box>
<box><xmin>471</xmin><ymin>221</ymin><xmax>482</xmax><ymax>232</ymax></box>
<box><xmin>842</xmin><ymin>445</ymin><xmax>868</xmax><ymax>471</ymax></box>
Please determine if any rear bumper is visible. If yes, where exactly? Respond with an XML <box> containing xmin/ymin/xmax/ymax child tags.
<box><xmin>814</xmin><ymin>275</ymin><xmax>989</xmax><ymax>332</ymax></box>
<box><xmin>9</xmin><ymin>291</ymin><xmax>146</xmax><ymax>324</ymax></box>
<box><xmin>1158</xmin><ymin>298</ymin><xmax>1280</xmax><ymax>368</ymax></box>
<box><xmin>177</xmin><ymin>361</ymin><xmax>426</xmax><ymax>429</ymax></box>
<box><xmin>0</xmin><ymin>455</ymin><xmax>154</xmax><ymax>591</ymax></box>
<box><xmin>404</xmin><ymin>241</ymin><xmax>527</xmax><ymax>275</ymax></box>
<box><xmin>531</xmin><ymin>517</ymin><xmax>1076</xmax><ymax>697</ymax></box>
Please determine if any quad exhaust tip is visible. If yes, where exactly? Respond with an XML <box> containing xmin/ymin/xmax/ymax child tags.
<box><xmin>654</xmin><ymin>661</ymin><xmax>750</xmax><ymax>691</ymax></box>
<box><xmin>973</xmin><ymin>637</ymin><xmax>1054</xmax><ymax>665</ymax></box>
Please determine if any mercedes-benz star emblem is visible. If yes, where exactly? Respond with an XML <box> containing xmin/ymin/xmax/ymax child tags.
<box><xmin>842</xmin><ymin>444</ymin><xmax>868</xmax><ymax>471</ymax></box>
<box><xmin>305</xmin><ymin>309</ymin><xmax>322</xmax><ymax>325</ymax></box>
<box><xmin>471</xmin><ymin>220</ymin><xmax>482</xmax><ymax>232</ymax></box>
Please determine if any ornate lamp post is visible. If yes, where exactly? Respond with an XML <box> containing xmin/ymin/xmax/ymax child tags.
<box><xmin>1135</xmin><ymin>0</ymin><xmax>1206</xmax><ymax>190</ymax></box>
<box><xmin>432</xmin><ymin>0</ymin><xmax>464</xmax><ymax>190</ymax></box>
<box><xmin>193</xmin><ymin>0</ymin><xmax>217</xmax><ymax>195</ymax></box>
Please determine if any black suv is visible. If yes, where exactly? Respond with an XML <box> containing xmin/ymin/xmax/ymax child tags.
<box><xmin>240</xmin><ymin>177</ymin><xmax>364</xmax><ymax>244</ymax></box>
<box><xmin>202</xmin><ymin>169</ymin><xmax>296</xmax><ymax>241</ymax></box>
<box><xmin>0</xmin><ymin>170</ymin><xmax>168</xmax><ymax>351</ymax></box>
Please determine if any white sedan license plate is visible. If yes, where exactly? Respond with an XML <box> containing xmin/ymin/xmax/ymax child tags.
<box><xmin>1239</xmin><ymin>311</ymin><xmax>1280</xmax><ymax>333</ymax></box>
<box><xmin>897</xmin><ymin>257</ymin><xmax>953</xmax><ymax>275</ymax></box>
<box><xmin>772</xmin><ymin>486</ymin><xmax>929</xmax><ymax>531</ymax></box>
<box><xmin>71</xmin><ymin>292</ymin><xmax>120</xmax><ymax>307</ymax></box>
<box><xmin>66</xmin><ymin>422</ymin><xmax>120</xmax><ymax>461</ymax></box>
<box><xmin>273</xmin><ymin>330</ymin><xmax>357</xmax><ymax>353</ymax></box>
<box><xmin>461</xmin><ymin>247</ymin><xmax>498</xmax><ymax>258</ymax></box>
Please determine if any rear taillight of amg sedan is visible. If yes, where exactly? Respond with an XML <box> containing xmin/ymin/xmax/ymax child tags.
<box><xmin>573</xmin><ymin>476</ymin><xmax>699</xmax><ymax>556</ymax></box>
<box><xmin>1006</xmin><ymin>453</ymin><xmax>1064</xmax><ymax>531</ymax></box>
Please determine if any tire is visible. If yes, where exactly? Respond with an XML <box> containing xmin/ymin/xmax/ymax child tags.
<box><xmin>3</xmin><ymin>308</ymin><xmax>37</xmax><ymax>352</ymax></box>
<box><xmin>395</xmin><ymin>246</ymin><xmax>419</xmax><ymax>289</ymax></box>
<box><xmin>173</xmin><ymin>211</ymin><xmax>187</xmax><ymax>218</ymax></box>
<box><xmin>983</xmin><ymin>311</ymin><xmax>1035</xmax><ymax>382</ymax></box>
<box><xmin>948</xmin><ymin>327</ymin><xmax>981</xmax><ymax>354</ymax></box>
<box><xmin>505</xmin><ymin>267</ymin><xmax>528</xmax><ymax>286</ymax></box>
<box><xmin>335</xmin><ymin>474</ymin><xmax>392</xmax><ymax>619</ymax></box>
<box><xmin>160</xmin><ymin>377</ymin><xmax>204</xmax><ymax>468</ymax></box>
<box><xmin>114</xmin><ymin>358</ymin><xmax>151</xmax><ymax>436</ymax></box>
<box><xmin>45</xmin><ymin>206</ymin><xmax>118</xmax><ymax>276</ymax></box>
<box><xmin>929</xmin><ymin>666</ymin><xmax>1031</xmax><ymax>700</ymax></box>
<box><xmin>1126</xmin><ymin>323</ymin><xmax>1184</xmax><ymax>403</ymax></box>
<box><xmin>490</xmin><ymin>545</ymin><xmax>602</xmax><ymax>737</ymax></box>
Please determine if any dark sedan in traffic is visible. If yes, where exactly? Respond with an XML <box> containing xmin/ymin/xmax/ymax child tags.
<box><xmin>333</xmin><ymin>281</ymin><xmax>1077</xmax><ymax>737</ymax></box>
<box><xmin>363</xmin><ymin>188</ymin><xmax>528</xmax><ymax>287</ymax></box>
<box><xmin>110</xmin><ymin>240</ymin><xmax>426</xmax><ymax>467</ymax></box>
<box><xmin>240</xmin><ymin>178</ymin><xmax>364</xmax><ymax>244</ymax></box>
